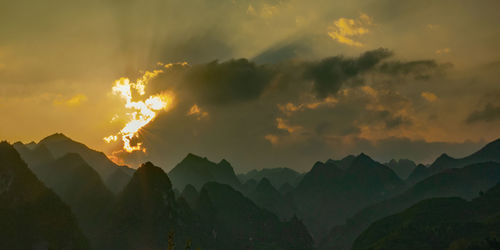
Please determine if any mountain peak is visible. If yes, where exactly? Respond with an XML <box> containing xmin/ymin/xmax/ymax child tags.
<box><xmin>0</xmin><ymin>141</ymin><xmax>19</xmax><ymax>158</ymax></box>
<box><xmin>218</xmin><ymin>158</ymin><xmax>231</xmax><ymax>167</ymax></box>
<box><xmin>39</xmin><ymin>133</ymin><xmax>72</xmax><ymax>144</ymax></box>
<box><xmin>181</xmin><ymin>153</ymin><xmax>206</xmax><ymax>163</ymax></box>
<box><xmin>170</xmin><ymin>154</ymin><xmax>240</xmax><ymax>190</ymax></box>
<box><xmin>351</xmin><ymin>153</ymin><xmax>377</xmax><ymax>167</ymax></box>
<box><xmin>357</xmin><ymin>152</ymin><xmax>371</xmax><ymax>160</ymax></box>
<box><xmin>257</xmin><ymin>177</ymin><xmax>273</xmax><ymax>188</ymax></box>
<box><xmin>137</xmin><ymin>161</ymin><xmax>162</xmax><ymax>173</ymax></box>
<box><xmin>437</xmin><ymin>153</ymin><xmax>453</xmax><ymax>160</ymax></box>
<box><xmin>126</xmin><ymin>161</ymin><xmax>174</xmax><ymax>196</ymax></box>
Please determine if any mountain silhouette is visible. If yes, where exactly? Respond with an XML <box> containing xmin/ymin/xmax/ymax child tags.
<box><xmin>326</xmin><ymin>155</ymin><xmax>356</xmax><ymax>170</ymax></box>
<box><xmin>247</xmin><ymin>177</ymin><xmax>297</xmax><ymax>220</ymax></box>
<box><xmin>180</xmin><ymin>184</ymin><xmax>199</xmax><ymax>208</ymax></box>
<box><xmin>407</xmin><ymin>138</ymin><xmax>500</xmax><ymax>184</ymax></box>
<box><xmin>97</xmin><ymin>162</ymin><xmax>209</xmax><ymax>250</ymax></box>
<box><xmin>238</xmin><ymin>167</ymin><xmax>303</xmax><ymax>188</ymax></box>
<box><xmin>353</xmin><ymin>180</ymin><xmax>500</xmax><ymax>250</ymax></box>
<box><xmin>0</xmin><ymin>142</ymin><xmax>90</xmax><ymax>249</ymax></box>
<box><xmin>16</xmin><ymin>133</ymin><xmax>134</xmax><ymax>193</ymax></box>
<box><xmin>13</xmin><ymin>142</ymin><xmax>55</xmax><ymax>167</ymax></box>
<box><xmin>195</xmin><ymin>182</ymin><xmax>313</xmax><ymax>249</ymax></box>
<box><xmin>292</xmin><ymin>153</ymin><xmax>403</xmax><ymax>241</ymax></box>
<box><xmin>168</xmin><ymin>153</ymin><xmax>241</xmax><ymax>190</ymax></box>
<box><xmin>321</xmin><ymin>161</ymin><xmax>500</xmax><ymax>250</ymax></box>
<box><xmin>32</xmin><ymin>153</ymin><xmax>114</xmax><ymax>247</ymax></box>
<box><xmin>384</xmin><ymin>158</ymin><xmax>416</xmax><ymax>179</ymax></box>
<box><xmin>278</xmin><ymin>182</ymin><xmax>295</xmax><ymax>195</ymax></box>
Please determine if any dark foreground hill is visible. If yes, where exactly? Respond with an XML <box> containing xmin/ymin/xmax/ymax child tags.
<box><xmin>0</xmin><ymin>142</ymin><xmax>89</xmax><ymax>249</ymax></box>
<box><xmin>320</xmin><ymin>162</ymin><xmax>500</xmax><ymax>250</ymax></box>
<box><xmin>353</xmin><ymin>181</ymin><xmax>500</xmax><ymax>250</ymax></box>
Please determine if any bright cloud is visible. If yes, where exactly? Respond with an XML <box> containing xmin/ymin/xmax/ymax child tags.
<box><xmin>327</xmin><ymin>13</ymin><xmax>373</xmax><ymax>47</ymax></box>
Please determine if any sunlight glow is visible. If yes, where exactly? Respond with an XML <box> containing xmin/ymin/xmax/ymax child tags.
<box><xmin>104</xmin><ymin>64</ymin><xmax>186</xmax><ymax>153</ymax></box>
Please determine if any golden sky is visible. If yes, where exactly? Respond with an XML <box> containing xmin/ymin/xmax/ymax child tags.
<box><xmin>1</xmin><ymin>0</ymin><xmax>500</xmax><ymax>171</ymax></box>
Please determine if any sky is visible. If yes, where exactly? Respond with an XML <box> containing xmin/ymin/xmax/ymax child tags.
<box><xmin>1</xmin><ymin>0</ymin><xmax>500</xmax><ymax>172</ymax></box>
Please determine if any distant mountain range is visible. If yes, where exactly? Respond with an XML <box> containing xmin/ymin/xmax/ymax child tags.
<box><xmin>168</xmin><ymin>153</ymin><xmax>241</xmax><ymax>190</ymax></box>
<box><xmin>407</xmin><ymin>138</ymin><xmax>500</xmax><ymax>184</ymax></box>
<box><xmin>384</xmin><ymin>158</ymin><xmax>417</xmax><ymax>179</ymax></box>
<box><xmin>237</xmin><ymin>167</ymin><xmax>304</xmax><ymax>189</ymax></box>
<box><xmin>14</xmin><ymin>133</ymin><xmax>134</xmax><ymax>193</ymax></box>
<box><xmin>4</xmin><ymin>133</ymin><xmax>500</xmax><ymax>249</ymax></box>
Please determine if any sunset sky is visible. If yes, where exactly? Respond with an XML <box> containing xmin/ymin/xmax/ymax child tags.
<box><xmin>2</xmin><ymin>0</ymin><xmax>500</xmax><ymax>172</ymax></box>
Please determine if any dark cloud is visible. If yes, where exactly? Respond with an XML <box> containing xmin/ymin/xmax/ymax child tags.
<box><xmin>369</xmin><ymin>110</ymin><xmax>412</xmax><ymax>129</ymax></box>
<box><xmin>304</xmin><ymin>48</ymin><xmax>393</xmax><ymax>98</ymax></box>
<box><xmin>151</xmin><ymin>48</ymin><xmax>446</xmax><ymax>107</ymax></box>
<box><xmin>183</xmin><ymin>59</ymin><xmax>274</xmax><ymax>105</ymax></box>
<box><xmin>378</xmin><ymin>60</ymin><xmax>449</xmax><ymax>80</ymax></box>
<box><xmin>466</xmin><ymin>103</ymin><xmax>500</xmax><ymax>123</ymax></box>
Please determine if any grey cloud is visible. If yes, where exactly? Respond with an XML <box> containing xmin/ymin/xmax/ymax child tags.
<box><xmin>183</xmin><ymin>59</ymin><xmax>274</xmax><ymax>105</ymax></box>
<box><xmin>304</xmin><ymin>48</ymin><xmax>393</xmax><ymax>98</ymax></box>
<box><xmin>378</xmin><ymin>60</ymin><xmax>449</xmax><ymax>80</ymax></box>
<box><xmin>466</xmin><ymin>103</ymin><xmax>500</xmax><ymax>124</ymax></box>
<box><xmin>369</xmin><ymin>110</ymin><xmax>412</xmax><ymax>129</ymax></box>
<box><xmin>150</xmin><ymin>48</ymin><xmax>447</xmax><ymax>109</ymax></box>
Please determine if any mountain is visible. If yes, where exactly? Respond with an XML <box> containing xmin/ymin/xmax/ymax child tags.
<box><xmin>247</xmin><ymin>178</ymin><xmax>297</xmax><ymax>220</ymax></box>
<box><xmin>407</xmin><ymin>138</ymin><xmax>500</xmax><ymax>184</ymax></box>
<box><xmin>168</xmin><ymin>153</ymin><xmax>241</xmax><ymax>190</ymax></box>
<box><xmin>0</xmin><ymin>142</ymin><xmax>90</xmax><ymax>249</ymax></box>
<box><xmin>405</xmin><ymin>164</ymin><xmax>428</xmax><ymax>183</ymax></box>
<box><xmin>278</xmin><ymin>182</ymin><xmax>295</xmax><ymax>195</ymax></box>
<box><xmin>181</xmin><ymin>184</ymin><xmax>199</xmax><ymax>208</ymax></box>
<box><xmin>195</xmin><ymin>182</ymin><xmax>314</xmax><ymax>249</ymax></box>
<box><xmin>320</xmin><ymin>162</ymin><xmax>500</xmax><ymax>250</ymax></box>
<box><xmin>353</xmin><ymin>181</ymin><xmax>500</xmax><ymax>250</ymax></box>
<box><xmin>105</xmin><ymin>167</ymin><xmax>134</xmax><ymax>194</ymax></box>
<box><xmin>13</xmin><ymin>142</ymin><xmax>54</xmax><ymax>168</ymax></box>
<box><xmin>97</xmin><ymin>162</ymin><xmax>210</xmax><ymax>250</ymax></box>
<box><xmin>326</xmin><ymin>155</ymin><xmax>356</xmax><ymax>170</ymax></box>
<box><xmin>17</xmin><ymin>133</ymin><xmax>134</xmax><ymax>193</ymax></box>
<box><xmin>238</xmin><ymin>167</ymin><xmax>303</xmax><ymax>188</ymax></box>
<box><xmin>292</xmin><ymin>153</ymin><xmax>404</xmax><ymax>241</ymax></box>
<box><xmin>32</xmin><ymin>153</ymin><xmax>114</xmax><ymax>246</ymax></box>
<box><xmin>384</xmin><ymin>159</ymin><xmax>416</xmax><ymax>179</ymax></box>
